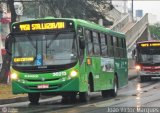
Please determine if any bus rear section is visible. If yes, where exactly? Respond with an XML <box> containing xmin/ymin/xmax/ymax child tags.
<box><xmin>135</xmin><ymin>41</ymin><xmax>160</xmax><ymax>82</ymax></box>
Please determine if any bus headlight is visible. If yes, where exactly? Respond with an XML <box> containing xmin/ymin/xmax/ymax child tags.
<box><xmin>136</xmin><ymin>65</ymin><xmax>141</xmax><ymax>70</ymax></box>
<box><xmin>11</xmin><ymin>73</ymin><xmax>18</xmax><ymax>80</ymax></box>
<box><xmin>70</xmin><ymin>70</ymin><xmax>78</xmax><ymax>77</ymax></box>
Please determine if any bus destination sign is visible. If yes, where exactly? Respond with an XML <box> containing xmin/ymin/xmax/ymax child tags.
<box><xmin>140</xmin><ymin>43</ymin><xmax>160</xmax><ymax>47</ymax></box>
<box><xmin>12</xmin><ymin>20</ymin><xmax>75</xmax><ymax>33</ymax></box>
<box><xmin>19</xmin><ymin>22</ymin><xmax>65</xmax><ymax>31</ymax></box>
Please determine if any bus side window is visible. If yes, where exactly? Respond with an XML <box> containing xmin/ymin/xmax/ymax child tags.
<box><xmin>123</xmin><ymin>38</ymin><xmax>127</xmax><ymax>57</ymax></box>
<box><xmin>93</xmin><ymin>32</ymin><xmax>100</xmax><ymax>56</ymax></box>
<box><xmin>123</xmin><ymin>39</ymin><xmax>127</xmax><ymax>58</ymax></box>
<box><xmin>113</xmin><ymin>36</ymin><xmax>117</xmax><ymax>57</ymax></box>
<box><xmin>85</xmin><ymin>30</ymin><xmax>93</xmax><ymax>56</ymax></box>
<box><xmin>119</xmin><ymin>38</ymin><xmax>124</xmax><ymax>58</ymax></box>
<box><xmin>100</xmin><ymin>34</ymin><xmax>107</xmax><ymax>57</ymax></box>
<box><xmin>116</xmin><ymin>37</ymin><xmax>120</xmax><ymax>57</ymax></box>
<box><xmin>107</xmin><ymin>35</ymin><xmax>114</xmax><ymax>57</ymax></box>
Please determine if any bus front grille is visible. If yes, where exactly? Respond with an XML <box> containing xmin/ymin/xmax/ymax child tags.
<box><xmin>24</xmin><ymin>78</ymin><xmax>60</xmax><ymax>82</ymax></box>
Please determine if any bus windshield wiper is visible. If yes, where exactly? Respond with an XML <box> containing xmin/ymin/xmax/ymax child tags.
<box><xmin>26</xmin><ymin>35</ymin><xmax>37</xmax><ymax>49</ymax></box>
<box><xmin>46</xmin><ymin>32</ymin><xmax>61</xmax><ymax>48</ymax></box>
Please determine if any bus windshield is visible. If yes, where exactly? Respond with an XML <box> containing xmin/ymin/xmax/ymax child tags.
<box><xmin>138</xmin><ymin>49</ymin><xmax>160</xmax><ymax>63</ymax></box>
<box><xmin>12</xmin><ymin>32</ymin><xmax>77</xmax><ymax>67</ymax></box>
<box><xmin>139</xmin><ymin>54</ymin><xmax>160</xmax><ymax>63</ymax></box>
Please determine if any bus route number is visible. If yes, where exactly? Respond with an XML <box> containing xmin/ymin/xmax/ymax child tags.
<box><xmin>52</xmin><ymin>72</ymin><xmax>67</xmax><ymax>76</ymax></box>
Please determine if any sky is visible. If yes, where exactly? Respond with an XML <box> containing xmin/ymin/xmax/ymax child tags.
<box><xmin>128</xmin><ymin>1</ymin><xmax>160</xmax><ymax>22</ymax></box>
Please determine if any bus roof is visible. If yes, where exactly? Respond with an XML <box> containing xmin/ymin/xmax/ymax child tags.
<box><xmin>12</xmin><ymin>17</ymin><xmax>125</xmax><ymax>38</ymax></box>
<box><xmin>74</xmin><ymin>19</ymin><xmax>125</xmax><ymax>38</ymax></box>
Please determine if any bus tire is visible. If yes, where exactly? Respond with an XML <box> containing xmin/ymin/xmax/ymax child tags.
<box><xmin>109</xmin><ymin>76</ymin><xmax>118</xmax><ymax>97</ymax></box>
<box><xmin>147</xmin><ymin>77</ymin><xmax>151</xmax><ymax>81</ymax></box>
<box><xmin>79</xmin><ymin>82</ymin><xmax>91</xmax><ymax>102</ymax></box>
<box><xmin>79</xmin><ymin>92</ymin><xmax>89</xmax><ymax>102</ymax></box>
<box><xmin>140</xmin><ymin>76</ymin><xmax>145</xmax><ymax>82</ymax></box>
<box><xmin>61</xmin><ymin>95</ymin><xmax>69</xmax><ymax>104</ymax></box>
<box><xmin>28</xmin><ymin>93</ymin><xmax>40</xmax><ymax>105</ymax></box>
<box><xmin>101</xmin><ymin>90</ymin><xmax>110</xmax><ymax>98</ymax></box>
<box><xmin>61</xmin><ymin>92</ymin><xmax>77</xmax><ymax>104</ymax></box>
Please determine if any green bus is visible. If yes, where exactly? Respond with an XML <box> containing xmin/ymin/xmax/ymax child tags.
<box><xmin>5</xmin><ymin>17</ymin><xmax>128</xmax><ymax>104</ymax></box>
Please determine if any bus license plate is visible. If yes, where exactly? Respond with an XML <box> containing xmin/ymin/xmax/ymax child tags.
<box><xmin>37</xmin><ymin>84</ymin><xmax>49</xmax><ymax>89</ymax></box>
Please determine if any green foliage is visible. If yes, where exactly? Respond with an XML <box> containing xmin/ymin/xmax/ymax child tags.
<box><xmin>149</xmin><ymin>23</ymin><xmax>160</xmax><ymax>40</ymax></box>
<box><xmin>21</xmin><ymin>0</ymin><xmax>113</xmax><ymax>26</ymax></box>
<box><xmin>23</xmin><ymin>2</ymin><xmax>39</xmax><ymax>18</ymax></box>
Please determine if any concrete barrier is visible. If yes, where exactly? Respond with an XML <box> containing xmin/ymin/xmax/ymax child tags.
<box><xmin>128</xmin><ymin>58</ymin><xmax>135</xmax><ymax>69</ymax></box>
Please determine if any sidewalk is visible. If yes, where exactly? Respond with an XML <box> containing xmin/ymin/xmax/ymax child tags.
<box><xmin>0</xmin><ymin>68</ymin><xmax>138</xmax><ymax>105</ymax></box>
<box><xmin>0</xmin><ymin>84</ymin><xmax>27</xmax><ymax>105</ymax></box>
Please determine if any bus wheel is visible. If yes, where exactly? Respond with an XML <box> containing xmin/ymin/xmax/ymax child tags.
<box><xmin>101</xmin><ymin>90</ymin><xmax>110</xmax><ymax>98</ymax></box>
<box><xmin>61</xmin><ymin>95</ymin><xmax>69</xmax><ymax>104</ymax></box>
<box><xmin>70</xmin><ymin>93</ymin><xmax>77</xmax><ymax>103</ymax></box>
<box><xmin>79</xmin><ymin>83</ymin><xmax>90</xmax><ymax>102</ymax></box>
<box><xmin>109</xmin><ymin>76</ymin><xmax>118</xmax><ymax>97</ymax></box>
<box><xmin>28</xmin><ymin>93</ymin><xmax>40</xmax><ymax>105</ymax></box>
<box><xmin>140</xmin><ymin>76</ymin><xmax>145</xmax><ymax>82</ymax></box>
<box><xmin>61</xmin><ymin>93</ymin><xmax>77</xmax><ymax>104</ymax></box>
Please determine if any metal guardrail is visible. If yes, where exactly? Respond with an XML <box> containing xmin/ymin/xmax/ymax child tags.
<box><xmin>125</xmin><ymin>14</ymin><xmax>149</xmax><ymax>58</ymax></box>
<box><xmin>109</xmin><ymin>13</ymin><xmax>148</xmax><ymax>59</ymax></box>
<box><xmin>110</xmin><ymin>14</ymin><xmax>130</xmax><ymax>32</ymax></box>
<box><xmin>110</xmin><ymin>13</ymin><xmax>149</xmax><ymax>67</ymax></box>
<box><xmin>126</xmin><ymin>13</ymin><xmax>148</xmax><ymax>52</ymax></box>
<box><xmin>108</xmin><ymin>8</ymin><xmax>123</xmax><ymax>21</ymax></box>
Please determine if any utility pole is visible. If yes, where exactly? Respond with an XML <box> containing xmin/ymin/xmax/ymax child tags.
<box><xmin>132</xmin><ymin>0</ymin><xmax>134</xmax><ymax>21</ymax></box>
<box><xmin>124</xmin><ymin>0</ymin><xmax>127</xmax><ymax>13</ymax></box>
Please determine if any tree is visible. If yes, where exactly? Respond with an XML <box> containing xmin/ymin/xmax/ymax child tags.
<box><xmin>149</xmin><ymin>22</ymin><xmax>160</xmax><ymax>40</ymax></box>
<box><xmin>8</xmin><ymin>0</ymin><xmax>17</xmax><ymax>23</ymax></box>
<box><xmin>40</xmin><ymin>0</ymin><xmax>113</xmax><ymax>26</ymax></box>
<box><xmin>0</xmin><ymin>0</ymin><xmax>17</xmax><ymax>83</ymax></box>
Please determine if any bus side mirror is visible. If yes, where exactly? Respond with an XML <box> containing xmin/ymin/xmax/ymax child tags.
<box><xmin>5</xmin><ymin>34</ymin><xmax>12</xmax><ymax>55</ymax></box>
<box><xmin>79</xmin><ymin>36</ymin><xmax>85</xmax><ymax>49</ymax></box>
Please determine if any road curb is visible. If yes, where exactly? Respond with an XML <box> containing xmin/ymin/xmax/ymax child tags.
<box><xmin>0</xmin><ymin>96</ymin><xmax>28</xmax><ymax>105</ymax></box>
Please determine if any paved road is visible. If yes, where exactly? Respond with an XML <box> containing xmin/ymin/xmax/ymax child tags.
<box><xmin>1</xmin><ymin>77</ymin><xmax>160</xmax><ymax>113</ymax></box>
<box><xmin>0</xmin><ymin>68</ymin><xmax>138</xmax><ymax>105</ymax></box>
<box><xmin>128</xmin><ymin>68</ymin><xmax>137</xmax><ymax>79</ymax></box>
<box><xmin>4</xmin><ymin>68</ymin><xmax>160</xmax><ymax>113</ymax></box>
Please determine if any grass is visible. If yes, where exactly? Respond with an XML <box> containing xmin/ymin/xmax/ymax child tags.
<box><xmin>0</xmin><ymin>84</ymin><xmax>27</xmax><ymax>100</ymax></box>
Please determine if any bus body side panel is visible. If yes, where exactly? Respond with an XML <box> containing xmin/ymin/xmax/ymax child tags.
<box><xmin>86</xmin><ymin>57</ymin><xmax>114</xmax><ymax>91</ymax></box>
<box><xmin>99</xmin><ymin>57</ymin><xmax>115</xmax><ymax>91</ymax></box>
<box><xmin>114</xmin><ymin>58</ymin><xmax>128</xmax><ymax>87</ymax></box>
<box><xmin>78</xmin><ymin>55</ymin><xmax>89</xmax><ymax>92</ymax></box>
<box><xmin>88</xmin><ymin>57</ymin><xmax>101</xmax><ymax>91</ymax></box>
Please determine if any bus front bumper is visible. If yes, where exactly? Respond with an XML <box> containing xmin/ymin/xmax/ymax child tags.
<box><xmin>138</xmin><ymin>71</ymin><xmax>160</xmax><ymax>78</ymax></box>
<box><xmin>12</xmin><ymin>78</ymin><xmax>79</xmax><ymax>94</ymax></box>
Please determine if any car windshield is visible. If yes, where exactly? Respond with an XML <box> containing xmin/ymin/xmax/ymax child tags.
<box><xmin>12</xmin><ymin>32</ymin><xmax>77</xmax><ymax>66</ymax></box>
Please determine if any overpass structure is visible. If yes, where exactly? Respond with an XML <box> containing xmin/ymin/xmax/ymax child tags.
<box><xmin>110</xmin><ymin>13</ymin><xmax>149</xmax><ymax>68</ymax></box>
